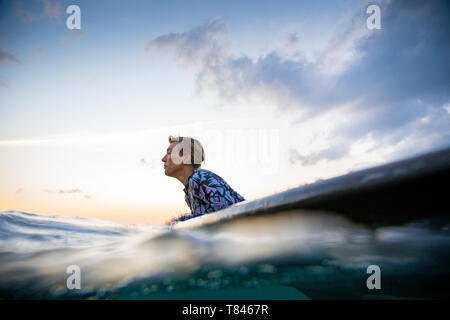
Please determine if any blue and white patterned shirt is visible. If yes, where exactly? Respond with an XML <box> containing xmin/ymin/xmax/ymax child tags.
<box><xmin>176</xmin><ymin>169</ymin><xmax>245</xmax><ymax>222</ymax></box>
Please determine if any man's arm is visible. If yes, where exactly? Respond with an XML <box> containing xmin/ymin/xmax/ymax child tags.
<box><xmin>164</xmin><ymin>212</ymin><xmax>193</xmax><ymax>225</ymax></box>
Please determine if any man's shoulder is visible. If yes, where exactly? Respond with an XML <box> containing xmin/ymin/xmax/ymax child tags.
<box><xmin>191</xmin><ymin>169</ymin><xmax>211</xmax><ymax>181</ymax></box>
<box><xmin>192</xmin><ymin>169</ymin><xmax>224</xmax><ymax>184</ymax></box>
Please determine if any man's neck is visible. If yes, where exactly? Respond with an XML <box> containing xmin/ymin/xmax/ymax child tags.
<box><xmin>175</xmin><ymin>165</ymin><xmax>195</xmax><ymax>186</ymax></box>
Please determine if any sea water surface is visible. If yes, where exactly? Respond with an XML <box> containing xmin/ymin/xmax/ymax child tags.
<box><xmin>1</xmin><ymin>210</ymin><xmax>449</xmax><ymax>299</ymax></box>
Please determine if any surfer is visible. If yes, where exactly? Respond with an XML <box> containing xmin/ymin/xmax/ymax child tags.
<box><xmin>162</xmin><ymin>136</ymin><xmax>245</xmax><ymax>224</ymax></box>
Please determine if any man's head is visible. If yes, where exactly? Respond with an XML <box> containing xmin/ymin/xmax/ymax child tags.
<box><xmin>161</xmin><ymin>136</ymin><xmax>205</xmax><ymax>177</ymax></box>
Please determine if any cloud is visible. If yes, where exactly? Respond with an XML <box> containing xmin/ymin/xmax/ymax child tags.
<box><xmin>146</xmin><ymin>17</ymin><xmax>227</xmax><ymax>61</ymax></box>
<box><xmin>0</xmin><ymin>119</ymin><xmax>233</xmax><ymax>147</ymax></box>
<box><xmin>14</xmin><ymin>0</ymin><xmax>39</xmax><ymax>22</ymax></box>
<box><xmin>286</xmin><ymin>32</ymin><xmax>299</xmax><ymax>47</ymax></box>
<box><xmin>44</xmin><ymin>188</ymin><xmax>92</xmax><ymax>199</ymax></box>
<box><xmin>145</xmin><ymin>18</ymin><xmax>323</xmax><ymax>111</ymax></box>
<box><xmin>289</xmin><ymin>143</ymin><xmax>350</xmax><ymax>166</ymax></box>
<box><xmin>14</xmin><ymin>0</ymin><xmax>62</xmax><ymax>23</ymax></box>
<box><xmin>41</xmin><ymin>0</ymin><xmax>62</xmax><ymax>21</ymax></box>
<box><xmin>0</xmin><ymin>49</ymin><xmax>21</xmax><ymax>65</ymax></box>
<box><xmin>147</xmin><ymin>0</ymin><xmax>450</xmax><ymax>165</ymax></box>
<box><xmin>0</xmin><ymin>48</ymin><xmax>21</xmax><ymax>88</ymax></box>
<box><xmin>45</xmin><ymin>188</ymin><xmax>81</xmax><ymax>194</ymax></box>
<box><xmin>58</xmin><ymin>189</ymin><xmax>81</xmax><ymax>194</ymax></box>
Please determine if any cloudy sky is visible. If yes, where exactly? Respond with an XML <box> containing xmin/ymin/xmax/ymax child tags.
<box><xmin>0</xmin><ymin>0</ymin><xmax>449</xmax><ymax>223</ymax></box>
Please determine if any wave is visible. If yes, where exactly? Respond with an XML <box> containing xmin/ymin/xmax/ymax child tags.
<box><xmin>0</xmin><ymin>210</ymin><xmax>160</xmax><ymax>253</ymax></box>
<box><xmin>0</xmin><ymin>210</ymin><xmax>449</xmax><ymax>299</ymax></box>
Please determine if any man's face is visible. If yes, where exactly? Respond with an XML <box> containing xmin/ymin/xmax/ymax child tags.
<box><xmin>161</xmin><ymin>142</ymin><xmax>184</xmax><ymax>177</ymax></box>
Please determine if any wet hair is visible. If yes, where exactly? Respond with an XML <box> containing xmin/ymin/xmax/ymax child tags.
<box><xmin>168</xmin><ymin>136</ymin><xmax>205</xmax><ymax>169</ymax></box>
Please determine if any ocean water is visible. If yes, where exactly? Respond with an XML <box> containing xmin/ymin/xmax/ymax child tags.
<box><xmin>0</xmin><ymin>210</ymin><xmax>449</xmax><ymax>300</ymax></box>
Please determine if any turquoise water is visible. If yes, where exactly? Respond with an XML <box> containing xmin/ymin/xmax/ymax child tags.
<box><xmin>0</xmin><ymin>210</ymin><xmax>449</xmax><ymax>299</ymax></box>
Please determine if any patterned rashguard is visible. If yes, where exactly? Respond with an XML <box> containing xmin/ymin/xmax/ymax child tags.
<box><xmin>176</xmin><ymin>169</ymin><xmax>245</xmax><ymax>222</ymax></box>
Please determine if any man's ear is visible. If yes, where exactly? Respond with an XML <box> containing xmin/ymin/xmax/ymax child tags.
<box><xmin>172</xmin><ymin>140</ymin><xmax>193</xmax><ymax>165</ymax></box>
<box><xmin>181</xmin><ymin>153</ymin><xmax>191</xmax><ymax>165</ymax></box>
